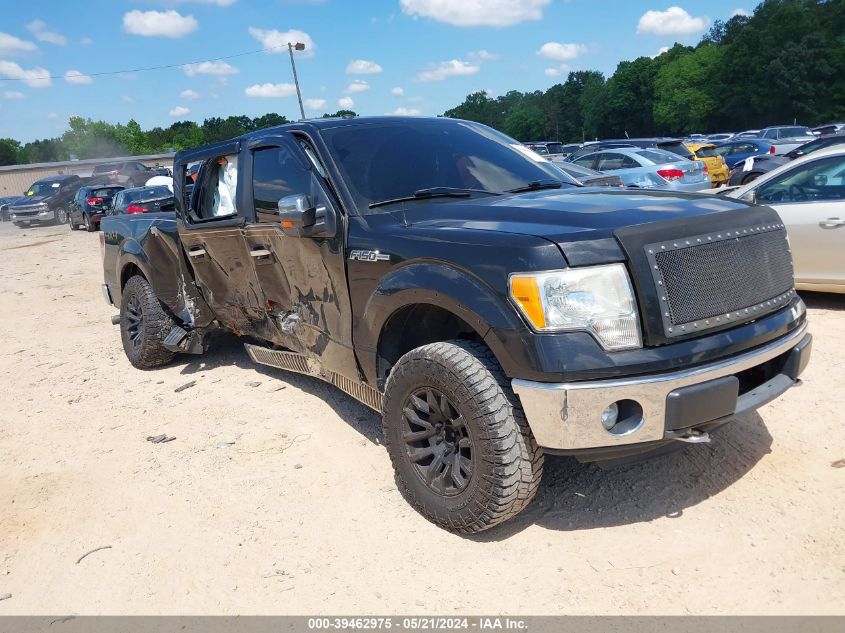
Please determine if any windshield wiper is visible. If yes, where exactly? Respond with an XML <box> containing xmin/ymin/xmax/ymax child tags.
<box><xmin>368</xmin><ymin>187</ymin><xmax>500</xmax><ymax>209</ymax></box>
<box><xmin>506</xmin><ymin>180</ymin><xmax>564</xmax><ymax>194</ymax></box>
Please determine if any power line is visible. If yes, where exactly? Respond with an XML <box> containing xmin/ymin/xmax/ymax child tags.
<box><xmin>0</xmin><ymin>42</ymin><xmax>290</xmax><ymax>82</ymax></box>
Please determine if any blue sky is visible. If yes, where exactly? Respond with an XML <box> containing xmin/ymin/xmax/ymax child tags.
<box><xmin>0</xmin><ymin>0</ymin><xmax>753</xmax><ymax>143</ymax></box>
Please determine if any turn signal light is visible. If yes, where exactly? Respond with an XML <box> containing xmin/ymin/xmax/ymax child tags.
<box><xmin>509</xmin><ymin>276</ymin><xmax>546</xmax><ymax>329</ymax></box>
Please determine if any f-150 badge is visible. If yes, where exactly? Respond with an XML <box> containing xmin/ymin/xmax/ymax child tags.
<box><xmin>348</xmin><ymin>250</ymin><xmax>391</xmax><ymax>262</ymax></box>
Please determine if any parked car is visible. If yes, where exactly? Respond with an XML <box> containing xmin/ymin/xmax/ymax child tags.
<box><xmin>547</xmin><ymin>160</ymin><xmax>625</xmax><ymax>187</ymax></box>
<box><xmin>68</xmin><ymin>184</ymin><xmax>124</xmax><ymax>232</ymax></box>
<box><xmin>570</xmin><ymin>147</ymin><xmax>710</xmax><ymax>191</ymax></box>
<box><xmin>100</xmin><ymin>115</ymin><xmax>809</xmax><ymax>533</ymax></box>
<box><xmin>0</xmin><ymin>195</ymin><xmax>23</xmax><ymax>222</ymax></box>
<box><xmin>725</xmin><ymin>134</ymin><xmax>845</xmax><ymax>186</ymax></box>
<box><xmin>524</xmin><ymin>143</ymin><xmax>550</xmax><ymax>155</ymax></box>
<box><xmin>567</xmin><ymin>138</ymin><xmax>694</xmax><ymax>163</ymax></box>
<box><xmin>735</xmin><ymin>130</ymin><xmax>761</xmax><ymax>139</ymax></box>
<box><xmin>685</xmin><ymin>142</ymin><xmax>730</xmax><ymax>187</ymax></box>
<box><xmin>758</xmin><ymin>126</ymin><xmax>817</xmax><ymax>154</ymax></box>
<box><xmin>711</xmin><ymin>139</ymin><xmax>776</xmax><ymax>169</ymax></box>
<box><xmin>811</xmin><ymin>123</ymin><xmax>845</xmax><ymax>137</ymax></box>
<box><xmin>706</xmin><ymin>133</ymin><xmax>735</xmax><ymax>143</ymax></box>
<box><xmin>721</xmin><ymin>146</ymin><xmax>845</xmax><ymax>293</ymax></box>
<box><xmin>524</xmin><ymin>141</ymin><xmax>580</xmax><ymax>157</ymax></box>
<box><xmin>107</xmin><ymin>185</ymin><xmax>175</xmax><ymax>215</ymax></box>
<box><xmin>92</xmin><ymin>161</ymin><xmax>155</xmax><ymax>187</ymax></box>
<box><xmin>8</xmin><ymin>175</ymin><xmax>82</xmax><ymax>227</ymax></box>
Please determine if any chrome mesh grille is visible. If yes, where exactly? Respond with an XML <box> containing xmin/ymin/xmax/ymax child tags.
<box><xmin>645</xmin><ymin>225</ymin><xmax>794</xmax><ymax>337</ymax></box>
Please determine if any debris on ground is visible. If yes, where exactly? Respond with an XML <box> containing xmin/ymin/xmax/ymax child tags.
<box><xmin>76</xmin><ymin>546</ymin><xmax>112</xmax><ymax>565</ymax></box>
<box><xmin>832</xmin><ymin>459</ymin><xmax>845</xmax><ymax>469</ymax></box>
<box><xmin>146</xmin><ymin>434</ymin><xmax>176</xmax><ymax>444</ymax></box>
<box><xmin>246</xmin><ymin>381</ymin><xmax>262</xmax><ymax>388</ymax></box>
<box><xmin>174</xmin><ymin>381</ymin><xmax>197</xmax><ymax>393</ymax></box>
<box><xmin>0</xmin><ymin>593</ymin><xmax>11</xmax><ymax>601</ymax></box>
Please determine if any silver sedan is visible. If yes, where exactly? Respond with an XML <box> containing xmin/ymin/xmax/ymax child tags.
<box><xmin>569</xmin><ymin>148</ymin><xmax>710</xmax><ymax>192</ymax></box>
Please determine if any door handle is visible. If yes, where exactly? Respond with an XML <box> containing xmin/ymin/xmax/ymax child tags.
<box><xmin>187</xmin><ymin>246</ymin><xmax>207</xmax><ymax>257</ymax></box>
<box><xmin>819</xmin><ymin>218</ymin><xmax>845</xmax><ymax>228</ymax></box>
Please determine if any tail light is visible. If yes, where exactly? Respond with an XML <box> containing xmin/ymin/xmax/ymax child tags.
<box><xmin>769</xmin><ymin>146</ymin><xmax>776</xmax><ymax>154</ymax></box>
<box><xmin>702</xmin><ymin>165</ymin><xmax>709</xmax><ymax>174</ymax></box>
<box><xmin>126</xmin><ymin>204</ymin><xmax>148</xmax><ymax>214</ymax></box>
<box><xmin>657</xmin><ymin>169</ymin><xmax>684</xmax><ymax>181</ymax></box>
<box><xmin>86</xmin><ymin>197</ymin><xmax>103</xmax><ymax>205</ymax></box>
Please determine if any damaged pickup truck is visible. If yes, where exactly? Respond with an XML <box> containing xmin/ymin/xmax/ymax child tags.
<box><xmin>100</xmin><ymin>116</ymin><xmax>811</xmax><ymax>533</ymax></box>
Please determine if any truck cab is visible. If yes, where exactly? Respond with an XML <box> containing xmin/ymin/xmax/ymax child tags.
<box><xmin>100</xmin><ymin>116</ymin><xmax>811</xmax><ymax>533</ymax></box>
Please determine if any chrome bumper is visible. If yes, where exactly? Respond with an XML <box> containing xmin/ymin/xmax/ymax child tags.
<box><xmin>512</xmin><ymin>321</ymin><xmax>810</xmax><ymax>451</ymax></box>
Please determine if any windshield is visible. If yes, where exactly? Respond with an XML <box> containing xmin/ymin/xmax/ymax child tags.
<box><xmin>636</xmin><ymin>149</ymin><xmax>683</xmax><ymax>164</ymax></box>
<box><xmin>657</xmin><ymin>142</ymin><xmax>694</xmax><ymax>159</ymax></box>
<box><xmin>118</xmin><ymin>186</ymin><xmax>173</xmax><ymax>208</ymax></box>
<box><xmin>692</xmin><ymin>145</ymin><xmax>718</xmax><ymax>157</ymax></box>
<box><xmin>26</xmin><ymin>181</ymin><xmax>62</xmax><ymax>196</ymax></box>
<box><xmin>780</xmin><ymin>127</ymin><xmax>812</xmax><ymax>137</ymax></box>
<box><xmin>320</xmin><ymin>119</ymin><xmax>572</xmax><ymax>213</ymax></box>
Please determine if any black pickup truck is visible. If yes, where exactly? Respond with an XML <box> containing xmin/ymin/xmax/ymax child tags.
<box><xmin>100</xmin><ymin>116</ymin><xmax>811</xmax><ymax>533</ymax></box>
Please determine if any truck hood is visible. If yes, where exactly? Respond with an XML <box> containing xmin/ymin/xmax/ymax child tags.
<box><xmin>404</xmin><ymin>189</ymin><xmax>754</xmax><ymax>243</ymax></box>
<box><xmin>11</xmin><ymin>195</ymin><xmax>53</xmax><ymax>208</ymax></box>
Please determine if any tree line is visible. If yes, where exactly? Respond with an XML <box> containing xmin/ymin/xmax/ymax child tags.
<box><xmin>1</xmin><ymin>0</ymin><xmax>842</xmax><ymax>166</ymax></box>
<box><xmin>445</xmin><ymin>0</ymin><xmax>844</xmax><ymax>141</ymax></box>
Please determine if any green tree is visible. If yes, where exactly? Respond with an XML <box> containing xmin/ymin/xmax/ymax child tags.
<box><xmin>0</xmin><ymin>138</ymin><xmax>22</xmax><ymax>166</ymax></box>
<box><xmin>653</xmin><ymin>44</ymin><xmax>725</xmax><ymax>134</ymax></box>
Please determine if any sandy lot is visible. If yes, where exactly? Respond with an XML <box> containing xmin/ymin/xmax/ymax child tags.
<box><xmin>0</xmin><ymin>219</ymin><xmax>843</xmax><ymax>615</ymax></box>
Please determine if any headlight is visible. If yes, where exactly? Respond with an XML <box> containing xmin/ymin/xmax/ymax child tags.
<box><xmin>509</xmin><ymin>263</ymin><xmax>642</xmax><ymax>351</ymax></box>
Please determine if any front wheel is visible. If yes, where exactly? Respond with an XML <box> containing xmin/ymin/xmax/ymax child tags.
<box><xmin>120</xmin><ymin>275</ymin><xmax>176</xmax><ymax>369</ymax></box>
<box><xmin>383</xmin><ymin>340</ymin><xmax>543</xmax><ymax>534</ymax></box>
<box><xmin>55</xmin><ymin>207</ymin><xmax>68</xmax><ymax>225</ymax></box>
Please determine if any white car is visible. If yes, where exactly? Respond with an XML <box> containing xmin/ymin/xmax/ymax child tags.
<box><xmin>723</xmin><ymin>146</ymin><xmax>845</xmax><ymax>294</ymax></box>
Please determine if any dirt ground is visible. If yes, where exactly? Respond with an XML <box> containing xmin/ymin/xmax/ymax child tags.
<box><xmin>0</xmin><ymin>219</ymin><xmax>843</xmax><ymax>615</ymax></box>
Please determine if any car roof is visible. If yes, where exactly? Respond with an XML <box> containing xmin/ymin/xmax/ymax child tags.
<box><xmin>729</xmin><ymin>145</ymin><xmax>845</xmax><ymax>198</ymax></box>
<box><xmin>34</xmin><ymin>174</ymin><xmax>78</xmax><ymax>184</ymax></box>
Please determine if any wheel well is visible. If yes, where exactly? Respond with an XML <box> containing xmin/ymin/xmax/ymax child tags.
<box><xmin>120</xmin><ymin>263</ymin><xmax>144</xmax><ymax>289</ymax></box>
<box><xmin>376</xmin><ymin>304</ymin><xmax>485</xmax><ymax>386</ymax></box>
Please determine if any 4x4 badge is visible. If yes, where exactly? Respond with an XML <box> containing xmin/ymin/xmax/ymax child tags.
<box><xmin>348</xmin><ymin>250</ymin><xmax>391</xmax><ymax>262</ymax></box>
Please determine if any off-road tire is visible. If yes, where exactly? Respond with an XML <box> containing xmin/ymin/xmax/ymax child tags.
<box><xmin>383</xmin><ymin>340</ymin><xmax>543</xmax><ymax>533</ymax></box>
<box><xmin>120</xmin><ymin>275</ymin><xmax>176</xmax><ymax>369</ymax></box>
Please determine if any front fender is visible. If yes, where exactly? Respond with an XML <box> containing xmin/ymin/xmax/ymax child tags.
<box><xmin>356</xmin><ymin>261</ymin><xmax>527</xmax><ymax>384</ymax></box>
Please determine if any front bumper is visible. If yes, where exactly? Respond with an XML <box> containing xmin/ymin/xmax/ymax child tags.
<box><xmin>512</xmin><ymin>321</ymin><xmax>810</xmax><ymax>451</ymax></box>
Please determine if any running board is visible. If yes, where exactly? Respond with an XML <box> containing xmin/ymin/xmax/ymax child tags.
<box><xmin>244</xmin><ymin>343</ymin><xmax>384</xmax><ymax>413</ymax></box>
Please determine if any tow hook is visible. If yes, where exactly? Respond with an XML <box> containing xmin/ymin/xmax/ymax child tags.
<box><xmin>110</xmin><ymin>314</ymin><xmax>120</xmax><ymax>325</ymax></box>
<box><xmin>665</xmin><ymin>428</ymin><xmax>711</xmax><ymax>443</ymax></box>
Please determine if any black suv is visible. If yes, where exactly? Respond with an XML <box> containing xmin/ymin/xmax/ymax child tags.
<box><xmin>92</xmin><ymin>161</ymin><xmax>154</xmax><ymax>187</ymax></box>
<box><xmin>68</xmin><ymin>184</ymin><xmax>124</xmax><ymax>232</ymax></box>
<box><xmin>8</xmin><ymin>175</ymin><xmax>82</xmax><ymax>227</ymax></box>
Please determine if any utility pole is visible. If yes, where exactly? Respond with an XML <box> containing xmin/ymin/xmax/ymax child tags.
<box><xmin>288</xmin><ymin>42</ymin><xmax>306</xmax><ymax>120</ymax></box>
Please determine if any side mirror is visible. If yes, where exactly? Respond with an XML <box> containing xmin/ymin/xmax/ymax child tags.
<box><xmin>275</xmin><ymin>194</ymin><xmax>334</xmax><ymax>238</ymax></box>
<box><xmin>814</xmin><ymin>174</ymin><xmax>828</xmax><ymax>187</ymax></box>
<box><xmin>740</xmin><ymin>190</ymin><xmax>757</xmax><ymax>204</ymax></box>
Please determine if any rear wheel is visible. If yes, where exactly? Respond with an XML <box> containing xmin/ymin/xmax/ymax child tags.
<box><xmin>382</xmin><ymin>340</ymin><xmax>543</xmax><ymax>533</ymax></box>
<box><xmin>84</xmin><ymin>213</ymin><xmax>94</xmax><ymax>232</ymax></box>
<box><xmin>120</xmin><ymin>275</ymin><xmax>176</xmax><ymax>369</ymax></box>
<box><xmin>741</xmin><ymin>173</ymin><xmax>761</xmax><ymax>185</ymax></box>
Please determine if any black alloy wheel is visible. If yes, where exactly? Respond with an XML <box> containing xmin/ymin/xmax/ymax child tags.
<box><xmin>402</xmin><ymin>387</ymin><xmax>474</xmax><ymax>496</ymax></box>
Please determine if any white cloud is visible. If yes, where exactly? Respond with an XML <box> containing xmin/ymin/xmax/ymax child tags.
<box><xmin>304</xmin><ymin>98</ymin><xmax>326</xmax><ymax>110</ymax></box>
<box><xmin>544</xmin><ymin>67</ymin><xmax>562</xmax><ymax>77</ymax></box>
<box><xmin>80</xmin><ymin>37</ymin><xmax>94</xmax><ymax>45</ymax></box>
<box><xmin>637</xmin><ymin>7</ymin><xmax>708</xmax><ymax>36</ymax></box>
<box><xmin>388</xmin><ymin>107</ymin><xmax>421</xmax><ymax>116</ymax></box>
<box><xmin>417</xmin><ymin>59</ymin><xmax>480</xmax><ymax>81</ymax></box>
<box><xmin>3</xmin><ymin>90</ymin><xmax>24</xmax><ymax>100</ymax></box>
<box><xmin>64</xmin><ymin>70</ymin><xmax>92</xmax><ymax>85</ymax></box>
<box><xmin>248</xmin><ymin>27</ymin><xmax>315</xmax><ymax>57</ymax></box>
<box><xmin>169</xmin><ymin>105</ymin><xmax>190</xmax><ymax>117</ymax></box>
<box><xmin>180</xmin><ymin>89</ymin><xmax>201</xmax><ymax>100</ymax></box>
<box><xmin>345</xmin><ymin>79</ymin><xmax>370</xmax><ymax>94</ymax></box>
<box><xmin>468</xmin><ymin>49</ymin><xmax>498</xmax><ymax>60</ymax></box>
<box><xmin>0</xmin><ymin>61</ymin><xmax>51</xmax><ymax>88</ymax></box>
<box><xmin>182</xmin><ymin>61</ymin><xmax>238</xmax><ymax>76</ymax></box>
<box><xmin>338</xmin><ymin>96</ymin><xmax>354</xmax><ymax>109</ymax></box>
<box><xmin>346</xmin><ymin>59</ymin><xmax>383</xmax><ymax>74</ymax></box>
<box><xmin>26</xmin><ymin>20</ymin><xmax>66</xmax><ymax>46</ymax></box>
<box><xmin>651</xmin><ymin>46</ymin><xmax>671</xmax><ymax>58</ymax></box>
<box><xmin>123</xmin><ymin>10</ymin><xmax>199</xmax><ymax>38</ymax></box>
<box><xmin>245</xmin><ymin>82</ymin><xmax>297</xmax><ymax>97</ymax></box>
<box><xmin>391</xmin><ymin>86</ymin><xmax>404</xmax><ymax>96</ymax></box>
<box><xmin>400</xmin><ymin>0</ymin><xmax>550</xmax><ymax>27</ymax></box>
<box><xmin>0</xmin><ymin>32</ymin><xmax>38</xmax><ymax>55</ymax></box>
<box><xmin>121</xmin><ymin>95</ymin><xmax>134</xmax><ymax>103</ymax></box>
<box><xmin>537</xmin><ymin>42</ymin><xmax>587</xmax><ymax>62</ymax></box>
<box><xmin>731</xmin><ymin>8</ymin><xmax>750</xmax><ymax>17</ymax></box>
